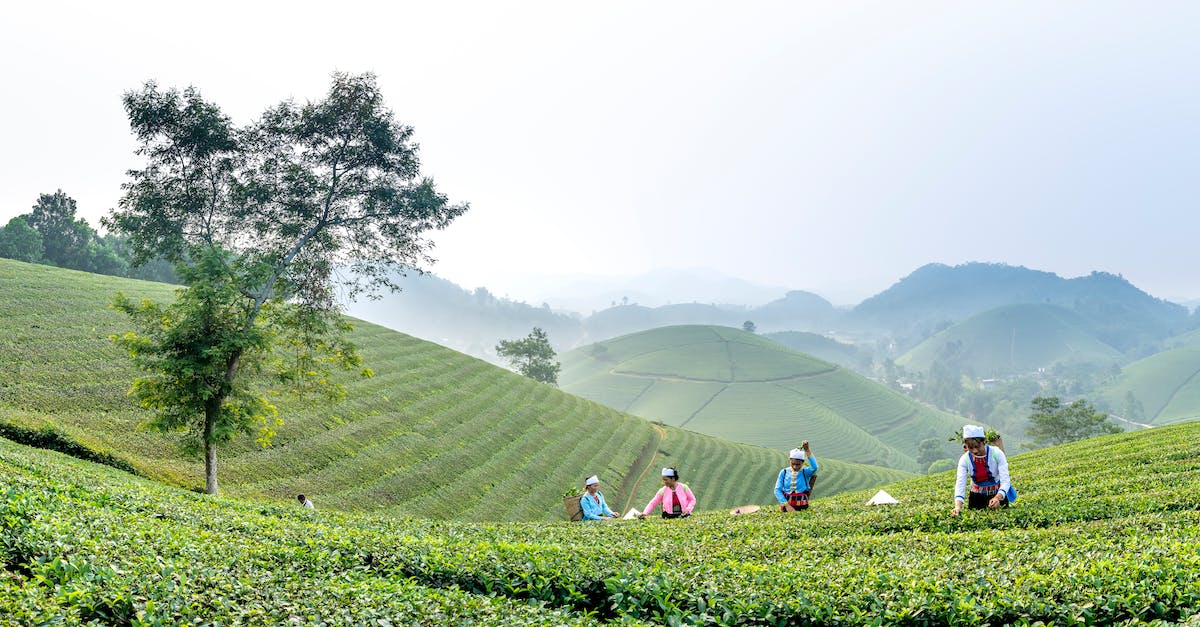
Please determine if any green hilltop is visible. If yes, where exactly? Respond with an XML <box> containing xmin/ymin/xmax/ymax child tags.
<box><xmin>1</xmin><ymin>415</ymin><xmax>1196</xmax><ymax>623</ymax></box>
<box><xmin>559</xmin><ymin>325</ymin><xmax>963</xmax><ymax>473</ymax></box>
<box><xmin>897</xmin><ymin>303</ymin><xmax>1123</xmax><ymax>376</ymax></box>
<box><xmin>1100</xmin><ymin>343</ymin><xmax>1200</xmax><ymax>426</ymax></box>
<box><xmin>0</xmin><ymin>259</ymin><xmax>907</xmax><ymax>520</ymax></box>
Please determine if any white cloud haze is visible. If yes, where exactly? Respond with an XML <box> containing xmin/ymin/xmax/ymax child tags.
<box><xmin>2</xmin><ymin>1</ymin><xmax>1197</xmax><ymax>304</ymax></box>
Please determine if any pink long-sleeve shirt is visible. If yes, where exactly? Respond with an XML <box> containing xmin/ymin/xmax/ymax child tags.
<box><xmin>642</xmin><ymin>483</ymin><xmax>696</xmax><ymax>516</ymax></box>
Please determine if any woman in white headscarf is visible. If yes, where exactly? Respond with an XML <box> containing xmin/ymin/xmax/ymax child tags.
<box><xmin>580</xmin><ymin>475</ymin><xmax>617</xmax><ymax>521</ymax></box>
<box><xmin>952</xmin><ymin>425</ymin><xmax>1012</xmax><ymax>516</ymax></box>
<box><xmin>638</xmin><ymin>467</ymin><xmax>696</xmax><ymax>519</ymax></box>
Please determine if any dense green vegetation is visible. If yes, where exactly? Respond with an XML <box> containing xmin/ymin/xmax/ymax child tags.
<box><xmin>898</xmin><ymin>303</ymin><xmax>1123</xmax><ymax>376</ymax></box>
<box><xmin>560</xmin><ymin>325</ymin><xmax>962</xmax><ymax>473</ymax></box>
<box><xmin>0</xmin><ymin>259</ymin><xmax>905</xmax><ymax>520</ymax></box>
<box><xmin>1</xmin><ymin>421</ymin><xmax>1197</xmax><ymax>624</ymax></box>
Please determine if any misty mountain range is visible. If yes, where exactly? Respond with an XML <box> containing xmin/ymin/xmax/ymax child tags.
<box><xmin>344</xmin><ymin>262</ymin><xmax>1197</xmax><ymax>365</ymax></box>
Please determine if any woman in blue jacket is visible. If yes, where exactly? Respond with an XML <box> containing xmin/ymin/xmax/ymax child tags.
<box><xmin>774</xmin><ymin>441</ymin><xmax>817</xmax><ymax>512</ymax></box>
<box><xmin>580</xmin><ymin>475</ymin><xmax>617</xmax><ymax>521</ymax></box>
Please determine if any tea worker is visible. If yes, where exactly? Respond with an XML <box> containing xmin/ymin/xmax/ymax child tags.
<box><xmin>297</xmin><ymin>494</ymin><xmax>315</xmax><ymax>509</ymax></box>
<box><xmin>775</xmin><ymin>440</ymin><xmax>818</xmax><ymax>512</ymax></box>
<box><xmin>952</xmin><ymin>425</ymin><xmax>1011</xmax><ymax>516</ymax></box>
<box><xmin>580</xmin><ymin>475</ymin><xmax>617</xmax><ymax>521</ymax></box>
<box><xmin>639</xmin><ymin>467</ymin><xmax>696</xmax><ymax>519</ymax></box>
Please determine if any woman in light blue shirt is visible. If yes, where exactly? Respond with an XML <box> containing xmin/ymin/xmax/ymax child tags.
<box><xmin>580</xmin><ymin>475</ymin><xmax>617</xmax><ymax>521</ymax></box>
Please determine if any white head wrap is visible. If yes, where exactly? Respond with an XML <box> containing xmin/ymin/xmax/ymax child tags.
<box><xmin>585</xmin><ymin>475</ymin><xmax>599</xmax><ymax>486</ymax></box>
<box><xmin>789</xmin><ymin>448</ymin><xmax>807</xmax><ymax>460</ymax></box>
<box><xmin>661</xmin><ymin>467</ymin><xmax>677</xmax><ymax>478</ymax></box>
<box><xmin>963</xmin><ymin>425</ymin><xmax>986</xmax><ymax>440</ymax></box>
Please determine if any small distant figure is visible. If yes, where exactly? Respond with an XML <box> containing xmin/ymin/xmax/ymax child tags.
<box><xmin>776</xmin><ymin>440</ymin><xmax>818</xmax><ymax>512</ymax></box>
<box><xmin>639</xmin><ymin>467</ymin><xmax>696</xmax><ymax>519</ymax></box>
<box><xmin>952</xmin><ymin>425</ymin><xmax>1011</xmax><ymax>516</ymax></box>
<box><xmin>580</xmin><ymin>475</ymin><xmax>617</xmax><ymax>521</ymax></box>
<box><xmin>297</xmin><ymin>494</ymin><xmax>315</xmax><ymax>509</ymax></box>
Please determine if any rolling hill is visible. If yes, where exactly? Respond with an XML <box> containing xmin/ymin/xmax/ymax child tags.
<box><xmin>2</xmin><ymin>415</ymin><xmax>1197</xmax><ymax>623</ymax></box>
<box><xmin>1100</xmin><ymin>344</ymin><xmax>1200</xmax><ymax>426</ymax></box>
<box><xmin>0</xmin><ymin>258</ymin><xmax>908</xmax><ymax>521</ymax></box>
<box><xmin>559</xmin><ymin>325</ymin><xmax>964</xmax><ymax>473</ymax></box>
<box><xmin>897</xmin><ymin>303</ymin><xmax>1123</xmax><ymax>375</ymax></box>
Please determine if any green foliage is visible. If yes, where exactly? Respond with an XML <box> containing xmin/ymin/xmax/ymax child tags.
<box><xmin>103</xmin><ymin>73</ymin><xmax>467</xmax><ymax>493</ymax></box>
<box><xmin>1027</xmin><ymin>396</ymin><xmax>1121</xmax><ymax>447</ymax></box>
<box><xmin>496</xmin><ymin>327</ymin><xmax>561</xmax><ymax>385</ymax></box>
<box><xmin>0</xmin><ymin>422</ymin><xmax>138</xmax><ymax>475</ymax></box>
<box><xmin>0</xmin><ymin>217</ymin><xmax>43</xmax><ymax>263</ymax></box>
<box><xmin>0</xmin><ymin>421</ymin><xmax>1198</xmax><ymax>624</ymax></box>
<box><xmin>741</xmin><ymin>320</ymin><xmax>755</xmax><ymax>333</ymax></box>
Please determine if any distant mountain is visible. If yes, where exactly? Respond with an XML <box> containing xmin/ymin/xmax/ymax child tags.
<box><xmin>897</xmin><ymin>303</ymin><xmax>1123</xmax><ymax>376</ymax></box>
<box><xmin>343</xmin><ymin>272</ymin><xmax>582</xmax><ymax>361</ymax></box>
<box><xmin>749</xmin><ymin>290</ymin><xmax>840</xmax><ymax>332</ymax></box>
<box><xmin>852</xmin><ymin>262</ymin><xmax>1191</xmax><ymax>352</ymax></box>
<box><xmin>511</xmin><ymin>267</ymin><xmax>790</xmax><ymax>313</ymax></box>
<box><xmin>763</xmin><ymin>331</ymin><xmax>867</xmax><ymax>372</ymax></box>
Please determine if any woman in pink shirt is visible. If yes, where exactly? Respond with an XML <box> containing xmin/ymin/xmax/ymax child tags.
<box><xmin>639</xmin><ymin>467</ymin><xmax>696</xmax><ymax>519</ymax></box>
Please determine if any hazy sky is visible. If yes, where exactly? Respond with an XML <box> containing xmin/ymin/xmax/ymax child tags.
<box><xmin>3</xmin><ymin>1</ymin><xmax>1198</xmax><ymax>304</ymax></box>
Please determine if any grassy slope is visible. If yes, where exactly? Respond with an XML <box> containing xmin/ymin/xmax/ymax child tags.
<box><xmin>560</xmin><ymin>325</ymin><xmax>962</xmax><ymax>473</ymax></box>
<box><xmin>1</xmin><ymin>421</ymin><xmax>1196</xmax><ymax>624</ymax></box>
<box><xmin>0</xmin><ymin>259</ymin><xmax>907</xmax><ymax>520</ymax></box>
<box><xmin>1100</xmin><ymin>345</ymin><xmax>1200</xmax><ymax>425</ymax></box>
<box><xmin>897</xmin><ymin>303</ymin><xmax>1123</xmax><ymax>375</ymax></box>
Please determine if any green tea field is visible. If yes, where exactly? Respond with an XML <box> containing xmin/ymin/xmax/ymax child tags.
<box><xmin>1</xmin><ymin>420</ymin><xmax>1197</xmax><ymax>624</ymax></box>
<box><xmin>0</xmin><ymin>259</ymin><xmax>907</xmax><ymax>520</ymax></box>
<box><xmin>1100</xmin><ymin>345</ymin><xmax>1200</xmax><ymax>426</ymax></box>
<box><xmin>560</xmin><ymin>326</ymin><xmax>963</xmax><ymax>473</ymax></box>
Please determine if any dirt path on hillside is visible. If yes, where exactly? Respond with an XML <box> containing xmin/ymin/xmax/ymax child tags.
<box><xmin>622</xmin><ymin>423</ymin><xmax>666</xmax><ymax>513</ymax></box>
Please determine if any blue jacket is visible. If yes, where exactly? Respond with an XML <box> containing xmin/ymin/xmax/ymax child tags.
<box><xmin>580</xmin><ymin>491</ymin><xmax>616</xmax><ymax>520</ymax></box>
<box><xmin>774</xmin><ymin>456</ymin><xmax>818</xmax><ymax>504</ymax></box>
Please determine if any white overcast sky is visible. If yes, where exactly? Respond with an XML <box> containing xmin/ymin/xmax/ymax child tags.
<box><xmin>2</xmin><ymin>1</ymin><xmax>1198</xmax><ymax>304</ymax></box>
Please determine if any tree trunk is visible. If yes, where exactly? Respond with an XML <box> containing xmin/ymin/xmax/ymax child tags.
<box><xmin>204</xmin><ymin>404</ymin><xmax>219</xmax><ymax>495</ymax></box>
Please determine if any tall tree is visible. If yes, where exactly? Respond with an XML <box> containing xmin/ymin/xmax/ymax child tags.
<box><xmin>1026</xmin><ymin>396</ymin><xmax>1121</xmax><ymax>447</ymax></box>
<box><xmin>0</xmin><ymin>217</ymin><xmax>44</xmax><ymax>262</ymax></box>
<box><xmin>496</xmin><ymin>327</ymin><xmax>561</xmax><ymax>385</ymax></box>
<box><xmin>106</xmin><ymin>73</ymin><xmax>468</xmax><ymax>494</ymax></box>
<box><xmin>25</xmin><ymin>190</ymin><xmax>93</xmax><ymax>269</ymax></box>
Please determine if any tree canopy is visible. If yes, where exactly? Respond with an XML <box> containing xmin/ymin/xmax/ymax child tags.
<box><xmin>496</xmin><ymin>327</ymin><xmax>561</xmax><ymax>385</ymax></box>
<box><xmin>1026</xmin><ymin>396</ymin><xmax>1121</xmax><ymax>447</ymax></box>
<box><xmin>107</xmin><ymin>72</ymin><xmax>468</xmax><ymax>494</ymax></box>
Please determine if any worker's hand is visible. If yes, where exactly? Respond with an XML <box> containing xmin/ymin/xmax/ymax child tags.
<box><xmin>801</xmin><ymin>440</ymin><xmax>811</xmax><ymax>451</ymax></box>
<box><xmin>784</xmin><ymin>504</ymin><xmax>795</xmax><ymax>513</ymax></box>
<box><xmin>988</xmin><ymin>494</ymin><xmax>1003</xmax><ymax>509</ymax></box>
<box><xmin>637</xmin><ymin>513</ymin><xmax>647</xmax><ymax>520</ymax></box>
<box><xmin>951</xmin><ymin>503</ymin><xmax>962</xmax><ymax>517</ymax></box>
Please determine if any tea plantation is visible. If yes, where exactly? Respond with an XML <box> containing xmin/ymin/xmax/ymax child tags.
<box><xmin>2</xmin><ymin>421</ymin><xmax>1197</xmax><ymax>625</ymax></box>
<box><xmin>560</xmin><ymin>325</ymin><xmax>962</xmax><ymax>472</ymax></box>
<box><xmin>0</xmin><ymin>259</ymin><xmax>909</xmax><ymax>520</ymax></box>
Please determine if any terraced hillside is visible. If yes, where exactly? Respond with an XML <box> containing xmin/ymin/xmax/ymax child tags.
<box><xmin>1</xmin><ymin>419</ymin><xmax>1196</xmax><ymax>624</ymax></box>
<box><xmin>898</xmin><ymin>303</ymin><xmax>1123</xmax><ymax>376</ymax></box>
<box><xmin>559</xmin><ymin>325</ymin><xmax>963</xmax><ymax>473</ymax></box>
<box><xmin>0</xmin><ymin>259</ymin><xmax>908</xmax><ymax>520</ymax></box>
<box><xmin>1100</xmin><ymin>344</ymin><xmax>1200</xmax><ymax>426</ymax></box>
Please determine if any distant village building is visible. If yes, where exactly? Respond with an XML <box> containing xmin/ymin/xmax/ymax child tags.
<box><xmin>978</xmin><ymin>378</ymin><xmax>1001</xmax><ymax>391</ymax></box>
